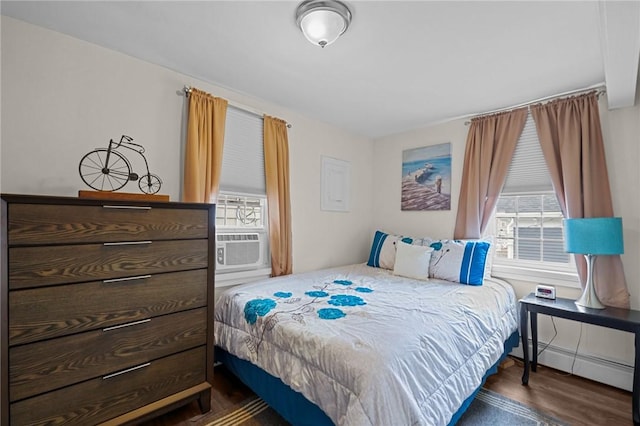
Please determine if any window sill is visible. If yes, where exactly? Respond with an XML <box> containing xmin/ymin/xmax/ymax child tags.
<box><xmin>491</xmin><ymin>263</ymin><xmax>580</xmax><ymax>288</ymax></box>
<box><xmin>215</xmin><ymin>267</ymin><xmax>272</xmax><ymax>288</ymax></box>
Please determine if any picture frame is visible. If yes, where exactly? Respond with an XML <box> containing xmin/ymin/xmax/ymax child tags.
<box><xmin>401</xmin><ymin>143</ymin><xmax>451</xmax><ymax>211</ymax></box>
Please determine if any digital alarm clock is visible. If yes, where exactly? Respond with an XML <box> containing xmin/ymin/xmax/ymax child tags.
<box><xmin>535</xmin><ymin>284</ymin><xmax>556</xmax><ymax>300</ymax></box>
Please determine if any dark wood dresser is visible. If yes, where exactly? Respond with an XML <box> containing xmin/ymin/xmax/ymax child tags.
<box><xmin>0</xmin><ymin>194</ymin><xmax>215</xmax><ymax>425</ymax></box>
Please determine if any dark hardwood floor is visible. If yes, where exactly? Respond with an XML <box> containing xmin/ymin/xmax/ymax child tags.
<box><xmin>139</xmin><ymin>363</ymin><xmax>259</xmax><ymax>426</ymax></box>
<box><xmin>484</xmin><ymin>357</ymin><xmax>632</xmax><ymax>426</ymax></box>
<box><xmin>141</xmin><ymin>357</ymin><xmax>633</xmax><ymax>425</ymax></box>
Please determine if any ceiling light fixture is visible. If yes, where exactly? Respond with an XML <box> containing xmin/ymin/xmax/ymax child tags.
<box><xmin>295</xmin><ymin>0</ymin><xmax>352</xmax><ymax>48</ymax></box>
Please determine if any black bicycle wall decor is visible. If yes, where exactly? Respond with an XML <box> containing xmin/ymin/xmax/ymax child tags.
<box><xmin>79</xmin><ymin>135</ymin><xmax>162</xmax><ymax>194</ymax></box>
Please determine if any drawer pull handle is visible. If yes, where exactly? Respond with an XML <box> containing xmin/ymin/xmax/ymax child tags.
<box><xmin>102</xmin><ymin>362</ymin><xmax>151</xmax><ymax>379</ymax></box>
<box><xmin>103</xmin><ymin>241</ymin><xmax>152</xmax><ymax>246</ymax></box>
<box><xmin>103</xmin><ymin>275</ymin><xmax>152</xmax><ymax>284</ymax></box>
<box><xmin>103</xmin><ymin>318</ymin><xmax>151</xmax><ymax>332</ymax></box>
<box><xmin>103</xmin><ymin>205</ymin><xmax>152</xmax><ymax>210</ymax></box>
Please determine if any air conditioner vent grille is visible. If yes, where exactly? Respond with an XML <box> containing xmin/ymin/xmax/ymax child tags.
<box><xmin>217</xmin><ymin>233</ymin><xmax>259</xmax><ymax>241</ymax></box>
<box><xmin>216</xmin><ymin>232</ymin><xmax>267</xmax><ymax>270</ymax></box>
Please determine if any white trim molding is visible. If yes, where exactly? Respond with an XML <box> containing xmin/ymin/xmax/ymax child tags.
<box><xmin>598</xmin><ymin>0</ymin><xmax>640</xmax><ymax>109</ymax></box>
<box><xmin>492</xmin><ymin>263</ymin><xmax>580</xmax><ymax>288</ymax></box>
<box><xmin>215</xmin><ymin>267</ymin><xmax>271</xmax><ymax>288</ymax></box>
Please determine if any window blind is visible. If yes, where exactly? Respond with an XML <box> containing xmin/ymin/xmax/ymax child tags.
<box><xmin>219</xmin><ymin>106</ymin><xmax>266</xmax><ymax>195</ymax></box>
<box><xmin>501</xmin><ymin>112</ymin><xmax>553</xmax><ymax>194</ymax></box>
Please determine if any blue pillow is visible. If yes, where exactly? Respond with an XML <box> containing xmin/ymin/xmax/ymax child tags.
<box><xmin>367</xmin><ymin>230</ymin><xmax>413</xmax><ymax>270</ymax></box>
<box><xmin>429</xmin><ymin>239</ymin><xmax>491</xmax><ymax>285</ymax></box>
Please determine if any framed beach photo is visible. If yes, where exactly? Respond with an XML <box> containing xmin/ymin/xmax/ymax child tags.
<box><xmin>401</xmin><ymin>143</ymin><xmax>451</xmax><ymax>211</ymax></box>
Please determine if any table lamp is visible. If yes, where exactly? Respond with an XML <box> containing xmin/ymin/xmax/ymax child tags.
<box><xmin>563</xmin><ymin>217</ymin><xmax>624</xmax><ymax>309</ymax></box>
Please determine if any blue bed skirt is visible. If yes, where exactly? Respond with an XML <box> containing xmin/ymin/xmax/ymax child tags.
<box><xmin>216</xmin><ymin>330</ymin><xmax>520</xmax><ymax>426</ymax></box>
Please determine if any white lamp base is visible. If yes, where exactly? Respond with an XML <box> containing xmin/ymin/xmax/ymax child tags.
<box><xmin>575</xmin><ymin>254</ymin><xmax>605</xmax><ymax>309</ymax></box>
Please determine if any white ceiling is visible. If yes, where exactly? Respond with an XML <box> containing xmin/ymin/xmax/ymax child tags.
<box><xmin>2</xmin><ymin>1</ymin><xmax>639</xmax><ymax>139</ymax></box>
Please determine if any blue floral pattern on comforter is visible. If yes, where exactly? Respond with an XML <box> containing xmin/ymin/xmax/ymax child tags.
<box><xmin>214</xmin><ymin>263</ymin><xmax>518</xmax><ymax>426</ymax></box>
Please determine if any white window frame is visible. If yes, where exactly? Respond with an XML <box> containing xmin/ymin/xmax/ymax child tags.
<box><xmin>489</xmin><ymin>206</ymin><xmax>579</xmax><ymax>287</ymax></box>
<box><xmin>488</xmin><ymin>113</ymin><xmax>579</xmax><ymax>288</ymax></box>
<box><xmin>216</xmin><ymin>192</ymin><xmax>267</xmax><ymax>230</ymax></box>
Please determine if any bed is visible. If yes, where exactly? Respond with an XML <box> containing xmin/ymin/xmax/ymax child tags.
<box><xmin>214</xmin><ymin>262</ymin><xmax>519</xmax><ymax>425</ymax></box>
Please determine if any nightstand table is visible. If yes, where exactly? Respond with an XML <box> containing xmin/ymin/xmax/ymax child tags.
<box><xmin>520</xmin><ymin>292</ymin><xmax>640</xmax><ymax>425</ymax></box>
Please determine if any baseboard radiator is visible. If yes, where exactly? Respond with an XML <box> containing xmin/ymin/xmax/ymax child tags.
<box><xmin>510</xmin><ymin>341</ymin><xmax>633</xmax><ymax>392</ymax></box>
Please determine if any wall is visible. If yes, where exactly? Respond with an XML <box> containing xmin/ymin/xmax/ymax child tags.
<box><xmin>0</xmin><ymin>16</ymin><xmax>374</xmax><ymax>274</ymax></box>
<box><xmin>3</xmin><ymin>13</ymin><xmax>639</xmax><ymax>392</ymax></box>
<box><xmin>372</xmin><ymin>117</ymin><xmax>469</xmax><ymax>238</ymax></box>
<box><xmin>373</xmin><ymin>90</ymin><xmax>640</xmax><ymax>390</ymax></box>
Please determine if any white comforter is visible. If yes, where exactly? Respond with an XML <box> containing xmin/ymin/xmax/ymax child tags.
<box><xmin>214</xmin><ymin>264</ymin><xmax>518</xmax><ymax>426</ymax></box>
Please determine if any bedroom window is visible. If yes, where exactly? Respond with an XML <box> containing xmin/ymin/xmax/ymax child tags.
<box><xmin>490</xmin><ymin>113</ymin><xmax>578</xmax><ymax>287</ymax></box>
<box><xmin>494</xmin><ymin>193</ymin><xmax>568</xmax><ymax>263</ymax></box>
<box><xmin>216</xmin><ymin>193</ymin><xmax>266</xmax><ymax>229</ymax></box>
<box><xmin>213</xmin><ymin>106</ymin><xmax>271</xmax><ymax>283</ymax></box>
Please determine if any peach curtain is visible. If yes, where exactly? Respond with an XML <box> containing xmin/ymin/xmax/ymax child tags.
<box><xmin>531</xmin><ymin>92</ymin><xmax>629</xmax><ymax>308</ymax></box>
<box><xmin>454</xmin><ymin>108</ymin><xmax>528</xmax><ymax>239</ymax></box>
<box><xmin>183</xmin><ymin>88</ymin><xmax>228</xmax><ymax>203</ymax></box>
<box><xmin>263</xmin><ymin>115</ymin><xmax>292</xmax><ymax>276</ymax></box>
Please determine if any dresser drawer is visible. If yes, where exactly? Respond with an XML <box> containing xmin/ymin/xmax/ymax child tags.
<box><xmin>10</xmin><ymin>269</ymin><xmax>208</xmax><ymax>345</ymax></box>
<box><xmin>9</xmin><ymin>239</ymin><xmax>208</xmax><ymax>289</ymax></box>
<box><xmin>10</xmin><ymin>308</ymin><xmax>207</xmax><ymax>402</ymax></box>
<box><xmin>7</xmin><ymin>203</ymin><xmax>208</xmax><ymax>245</ymax></box>
<box><xmin>10</xmin><ymin>346</ymin><xmax>207</xmax><ymax>426</ymax></box>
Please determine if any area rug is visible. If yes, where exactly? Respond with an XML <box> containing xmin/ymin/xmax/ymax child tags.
<box><xmin>205</xmin><ymin>388</ymin><xmax>568</xmax><ymax>426</ymax></box>
<box><xmin>457</xmin><ymin>388</ymin><xmax>568</xmax><ymax>425</ymax></box>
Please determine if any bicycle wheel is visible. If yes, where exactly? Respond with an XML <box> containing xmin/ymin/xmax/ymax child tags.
<box><xmin>79</xmin><ymin>149</ymin><xmax>131</xmax><ymax>192</ymax></box>
<box><xmin>138</xmin><ymin>173</ymin><xmax>162</xmax><ymax>194</ymax></box>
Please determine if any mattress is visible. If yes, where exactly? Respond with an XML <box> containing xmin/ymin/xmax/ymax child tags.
<box><xmin>214</xmin><ymin>263</ymin><xmax>518</xmax><ymax>425</ymax></box>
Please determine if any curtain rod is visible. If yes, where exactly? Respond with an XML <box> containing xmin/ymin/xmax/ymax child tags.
<box><xmin>463</xmin><ymin>83</ymin><xmax>606</xmax><ymax>125</ymax></box>
<box><xmin>183</xmin><ymin>85</ymin><xmax>292</xmax><ymax>128</ymax></box>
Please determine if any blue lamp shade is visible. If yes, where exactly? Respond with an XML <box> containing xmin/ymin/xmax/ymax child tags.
<box><xmin>563</xmin><ymin>217</ymin><xmax>624</xmax><ymax>255</ymax></box>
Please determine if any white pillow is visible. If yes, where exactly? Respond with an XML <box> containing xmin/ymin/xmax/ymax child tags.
<box><xmin>393</xmin><ymin>241</ymin><xmax>433</xmax><ymax>281</ymax></box>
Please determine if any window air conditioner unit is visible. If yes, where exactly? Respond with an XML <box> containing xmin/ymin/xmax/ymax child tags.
<box><xmin>216</xmin><ymin>232</ymin><xmax>269</xmax><ymax>272</ymax></box>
